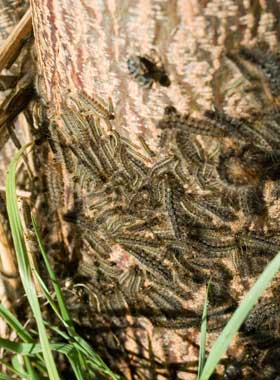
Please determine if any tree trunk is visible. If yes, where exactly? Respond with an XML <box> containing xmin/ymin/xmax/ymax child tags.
<box><xmin>26</xmin><ymin>1</ymin><xmax>280</xmax><ymax>379</ymax></box>
<box><xmin>32</xmin><ymin>0</ymin><xmax>279</xmax><ymax>144</ymax></box>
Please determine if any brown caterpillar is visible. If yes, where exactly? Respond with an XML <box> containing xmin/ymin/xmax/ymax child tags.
<box><xmin>119</xmin><ymin>266</ymin><xmax>144</xmax><ymax>296</ymax></box>
<box><xmin>244</xmin><ymin>299</ymin><xmax>280</xmax><ymax>334</ymax></box>
<box><xmin>144</xmin><ymin>285</ymin><xmax>183</xmax><ymax>317</ymax></box>
<box><xmin>115</xmin><ymin>235</ymin><xmax>162</xmax><ymax>249</ymax></box>
<box><xmin>46</xmin><ymin>162</ymin><xmax>65</xmax><ymax>211</ymax></box>
<box><xmin>175</xmin><ymin>130</ymin><xmax>204</xmax><ymax>166</ymax></box>
<box><xmin>122</xmin><ymin>245</ymin><xmax>172</xmax><ymax>284</ymax></box>
<box><xmin>237</xmin><ymin>232</ymin><xmax>280</xmax><ymax>254</ymax></box>
<box><xmin>204</xmin><ymin>109</ymin><xmax>273</xmax><ymax>151</ymax></box>
<box><xmin>69</xmin><ymin>91</ymin><xmax>115</xmax><ymax>121</ymax></box>
<box><xmin>180</xmin><ymin>196</ymin><xmax>213</xmax><ymax>225</ymax></box>
<box><xmin>151</xmin><ymin>313</ymin><xmax>200</xmax><ymax>329</ymax></box>
<box><xmin>157</xmin><ymin>106</ymin><xmax>230</xmax><ymax>137</ymax></box>
<box><xmin>239</xmin><ymin>47</ymin><xmax>280</xmax><ymax>97</ymax></box>
<box><xmin>60</xmin><ymin>107</ymin><xmax>90</xmax><ymax>144</ymax></box>
<box><xmin>69</xmin><ymin>144</ymin><xmax>106</xmax><ymax>181</ymax></box>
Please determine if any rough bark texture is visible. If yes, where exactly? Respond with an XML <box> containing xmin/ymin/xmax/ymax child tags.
<box><xmin>24</xmin><ymin>1</ymin><xmax>280</xmax><ymax>379</ymax></box>
<box><xmin>32</xmin><ymin>0</ymin><xmax>279</xmax><ymax>149</ymax></box>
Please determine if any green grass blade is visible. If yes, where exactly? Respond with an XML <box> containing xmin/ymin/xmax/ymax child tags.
<box><xmin>32</xmin><ymin>215</ymin><xmax>119</xmax><ymax>379</ymax></box>
<box><xmin>11</xmin><ymin>355</ymin><xmax>29</xmax><ymax>377</ymax></box>
<box><xmin>24</xmin><ymin>356</ymin><xmax>40</xmax><ymax>380</ymax></box>
<box><xmin>5</xmin><ymin>143</ymin><xmax>60</xmax><ymax>380</ymax></box>
<box><xmin>72</xmin><ymin>341</ymin><xmax>120</xmax><ymax>380</ymax></box>
<box><xmin>0</xmin><ymin>337</ymin><xmax>72</xmax><ymax>356</ymax></box>
<box><xmin>72</xmin><ymin>336</ymin><xmax>120</xmax><ymax>379</ymax></box>
<box><xmin>46</xmin><ymin>323</ymin><xmax>71</xmax><ymax>341</ymax></box>
<box><xmin>197</xmin><ymin>282</ymin><xmax>210</xmax><ymax>379</ymax></box>
<box><xmin>0</xmin><ymin>374</ymin><xmax>20</xmax><ymax>380</ymax></box>
<box><xmin>199</xmin><ymin>252</ymin><xmax>280</xmax><ymax>380</ymax></box>
<box><xmin>0</xmin><ymin>303</ymin><xmax>33</xmax><ymax>342</ymax></box>
<box><xmin>32</xmin><ymin>269</ymin><xmax>65</xmax><ymax>321</ymax></box>
<box><xmin>77</xmin><ymin>350</ymin><xmax>87</xmax><ymax>372</ymax></box>
<box><xmin>64</xmin><ymin>344</ymin><xmax>87</xmax><ymax>380</ymax></box>
<box><xmin>31</xmin><ymin>215</ymin><xmax>73</xmax><ymax>327</ymax></box>
<box><xmin>11</xmin><ymin>348</ymin><xmax>46</xmax><ymax>373</ymax></box>
<box><xmin>67</xmin><ymin>351</ymin><xmax>86</xmax><ymax>380</ymax></box>
<box><xmin>0</xmin><ymin>357</ymin><xmax>30</xmax><ymax>379</ymax></box>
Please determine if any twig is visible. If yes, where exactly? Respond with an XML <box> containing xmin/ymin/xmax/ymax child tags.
<box><xmin>0</xmin><ymin>8</ymin><xmax>32</xmax><ymax>71</ymax></box>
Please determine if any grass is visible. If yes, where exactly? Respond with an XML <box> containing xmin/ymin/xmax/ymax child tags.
<box><xmin>0</xmin><ymin>143</ymin><xmax>279</xmax><ymax>379</ymax></box>
<box><xmin>197</xmin><ymin>252</ymin><xmax>280</xmax><ymax>380</ymax></box>
<box><xmin>197</xmin><ymin>281</ymin><xmax>210</xmax><ymax>379</ymax></box>
<box><xmin>2</xmin><ymin>143</ymin><xmax>119</xmax><ymax>380</ymax></box>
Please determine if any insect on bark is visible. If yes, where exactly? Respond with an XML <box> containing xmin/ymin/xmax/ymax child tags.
<box><xmin>69</xmin><ymin>91</ymin><xmax>115</xmax><ymax>131</ymax></box>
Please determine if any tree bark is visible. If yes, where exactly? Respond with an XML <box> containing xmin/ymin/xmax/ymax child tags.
<box><xmin>32</xmin><ymin>0</ymin><xmax>279</xmax><ymax>147</ymax></box>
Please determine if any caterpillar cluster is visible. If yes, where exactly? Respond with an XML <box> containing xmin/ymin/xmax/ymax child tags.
<box><xmin>38</xmin><ymin>46</ymin><xmax>280</xmax><ymax>378</ymax></box>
